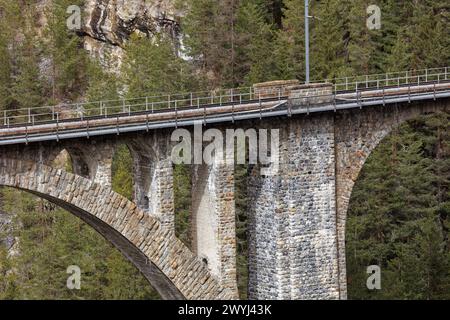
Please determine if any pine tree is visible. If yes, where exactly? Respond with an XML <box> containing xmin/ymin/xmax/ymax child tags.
<box><xmin>312</xmin><ymin>0</ymin><xmax>353</xmax><ymax>79</ymax></box>
<box><xmin>0</xmin><ymin>33</ymin><xmax>12</xmax><ymax>111</ymax></box>
<box><xmin>236</xmin><ymin>1</ymin><xmax>278</xmax><ymax>84</ymax></box>
<box><xmin>10</xmin><ymin>36</ymin><xmax>45</xmax><ymax>113</ymax></box>
<box><xmin>0</xmin><ymin>0</ymin><xmax>23</xmax><ymax>111</ymax></box>
<box><xmin>122</xmin><ymin>34</ymin><xmax>196</xmax><ymax>99</ymax></box>
<box><xmin>181</xmin><ymin>0</ymin><xmax>228</xmax><ymax>87</ymax></box>
<box><xmin>273</xmin><ymin>0</ymin><xmax>306</xmax><ymax>80</ymax></box>
<box><xmin>347</xmin><ymin>112</ymin><xmax>450</xmax><ymax>300</ymax></box>
<box><xmin>43</xmin><ymin>0</ymin><xmax>88</xmax><ymax>103</ymax></box>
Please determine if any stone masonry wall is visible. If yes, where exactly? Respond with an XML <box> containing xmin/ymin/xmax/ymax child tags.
<box><xmin>191</xmin><ymin>145</ymin><xmax>239</xmax><ymax>299</ymax></box>
<box><xmin>0</xmin><ymin>157</ymin><xmax>234</xmax><ymax>300</ymax></box>
<box><xmin>289</xmin><ymin>83</ymin><xmax>334</xmax><ymax>107</ymax></box>
<box><xmin>128</xmin><ymin>131</ymin><xmax>175</xmax><ymax>230</ymax></box>
<box><xmin>0</xmin><ymin>97</ymin><xmax>447</xmax><ymax>300</ymax></box>
<box><xmin>248</xmin><ymin>115</ymin><xmax>340</xmax><ymax>299</ymax></box>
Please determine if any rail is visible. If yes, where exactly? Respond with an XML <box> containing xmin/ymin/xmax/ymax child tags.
<box><xmin>0</xmin><ymin>66</ymin><xmax>449</xmax><ymax>130</ymax></box>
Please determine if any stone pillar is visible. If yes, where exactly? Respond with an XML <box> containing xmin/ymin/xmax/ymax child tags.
<box><xmin>65</xmin><ymin>139</ymin><xmax>115</xmax><ymax>188</ymax></box>
<box><xmin>191</xmin><ymin>154</ymin><xmax>238</xmax><ymax>298</ymax></box>
<box><xmin>128</xmin><ymin>132</ymin><xmax>175</xmax><ymax>230</ymax></box>
<box><xmin>248</xmin><ymin>116</ymin><xmax>340</xmax><ymax>300</ymax></box>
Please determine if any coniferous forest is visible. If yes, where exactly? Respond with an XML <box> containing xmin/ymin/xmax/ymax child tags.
<box><xmin>0</xmin><ymin>0</ymin><xmax>449</xmax><ymax>299</ymax></box>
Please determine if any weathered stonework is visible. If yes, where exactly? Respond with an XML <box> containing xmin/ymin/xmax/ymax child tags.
<box><xmin>246</xmin><ymin>98</ymin><xmax>449</xmax><ymax>300</ymax></box>
<box><xmin>0</xmin><ymin>156</ymin><xmax>234</xmax><ymax>300</ymax></box>
<box><xmin>248</xmin><ymin>115</ymin><xmax>340</xmax><ymax>300</ymax></box>
<box><xmin>0</xmin><ymin>97</ymin><xmax>448</xmax><ymax>300</ymax></box>
<box><xmin>191</xmin><ymin>153</ymin><xmax>238</xmax><ymax>299</ymax></box>
<box><xmin>66</xmin><ymin>138</ymin><xmax>116</xmax><ymax>187</ymax></box>
<box><xmin>253</xmin><ymin>80</ymin><xmax>300</xmax><ymax>99</ymax></box>
<box><xmin>128</xmin><ymin>131</ymin><xmax>175</xmax><ymax>230</ymax></box>
<box><xmin>289</xmin><ymin>83</ymin><xmax>334</xmax><ymax>107</ymax></box>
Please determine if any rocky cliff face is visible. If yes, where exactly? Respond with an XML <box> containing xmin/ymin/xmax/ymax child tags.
<box><xmin>81</xmin><ymin>0</ymin><xmax>182</xmax><ymax>70</ymax></box>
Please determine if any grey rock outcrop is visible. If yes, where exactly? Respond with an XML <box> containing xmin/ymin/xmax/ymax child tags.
<box><xmin>81</xmin><ymin>0</ymin><xmax>182</xmax><ymax>70</ymax></box>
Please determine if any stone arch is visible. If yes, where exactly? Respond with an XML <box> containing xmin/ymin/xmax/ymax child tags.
<box><xmin>334</xmin><ymin>99</ymin><xmax>450</xmax><ymax>299</ymax></box>
<box><xmin>0</xmin><ymin>158</ymin><xmax>233</xmax><ymax>300</ymax></box>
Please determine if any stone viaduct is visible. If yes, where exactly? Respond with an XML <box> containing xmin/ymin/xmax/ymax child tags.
<box><xmin>0</xmin><ymin>81</ymin><xmax>449</xmax><ymax>299</ymax></box>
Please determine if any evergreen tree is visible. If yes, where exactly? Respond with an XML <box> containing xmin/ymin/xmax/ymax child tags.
<box><xmin>43</xmin><ymin>0</ymin><xmax>88</xmax><ymax>103</ymax></box>
<box><xmin>312</xmin><ymin>0</ymin><xmax>353</xmax><ymax>79</ymax></box>
<box><xmin>237</xmin><ymin>1</ymin><xmax>278</xmax><ymax>84</ymax></box>
<box><xmin>122</xmin><ymin>34</ymin><xmax>196</xmax><ymax>99</ymax></box>
<box><xmin>273</xmin><ymin>0</ymin><xmax>306</xmax><ymax>80</ymax></box>
<box><xmin>347</xmin><ymin>112</ymin><xmax>450</xmax><ymax>300</ymax></box>
<box><xmin>10</xmin><ymin>36</ymin><xmax>45</xmax><ymax>113</ymax></box>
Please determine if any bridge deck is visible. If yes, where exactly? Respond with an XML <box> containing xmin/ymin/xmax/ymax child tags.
<box><xmin>0</xmin><ymin>80</ymin><xmax>449</xmax><ymax>146</ymax></box>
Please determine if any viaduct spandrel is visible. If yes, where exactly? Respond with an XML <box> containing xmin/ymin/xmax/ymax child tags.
<box><xmin>0</xmin><ymin>67</ymin><xmax>449</xmax><ymax>299</ymax></box>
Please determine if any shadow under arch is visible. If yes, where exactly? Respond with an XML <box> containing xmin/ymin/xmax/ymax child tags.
<box><xmin>0</xmin><ymin>158</ymin><xmax>231</xmax><ymax>300</ymax></box>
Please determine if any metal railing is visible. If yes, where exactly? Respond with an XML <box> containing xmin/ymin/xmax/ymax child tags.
<box><xmin>317</xmin><ymin>66</ymin><xmax>449</xmax><ymax>92</ymax></box>
<box><xmin>0</xmin><ymin>66</ymin><xmax>449</xmax><ymax>129</ymax></box>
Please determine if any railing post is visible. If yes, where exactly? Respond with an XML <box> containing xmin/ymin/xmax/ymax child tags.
<box><xmin>231</xmin><ymin>102</ymin><xmax>234</xmax><ymax>123</ymax></box>
<box><xmin>259</xmin><ymin>92</ymin><xmax>262</xmax><ymax>119</ymax></box>
<box><xmin>333</xmin><ymin>93</ymin><xmax>337</xmax><ymax>112</ymax></box>
<box><xmin>345</xmin><ymin>77</ymin><xmax>348</xmax><ymax>90</ymax></box>
<box><xmin>81</xmin><ymin>105</ymin><xmax>84</xmax><ymax>120</ymax></box>
<box><xmin>190</xmin><ymin>92</ymin><xmax>193</xmax><ymax>107</ymax></box>
<box><xmin>28</xmin><ymin>108</ymin><xmax>31</xmax><ymax>123</ymax></box>
<box><xmin>168</xmin><ymin>95</ymin><xmax>171</xmax><ymax>109</ymax></box>
<box><xmin>445</xmin><ymin>67</ymin><xmax>448</xmax><ymax>80</ymax></box>
<box><xmin>3</xmin><ymin>110</ymin><xmax>6</xmax><ymax>126</ymax></box>
<box><xmin>203</xmin><ymin>102</ymin><xmax>206</xmax><ymax>125</ymax></box>
<box><xmin>425</xmin><ymin>69</ymin><xmax>428</xmax><ymax>82</ymax></box>
<box><xmin>408</xmin><ymin>83</ymin><xmax>411</xmax><ymax>103</ymax></box>
<box><xmin>355</xmin><ymin>82</ymin><xmax>359</xmax><ymax>108</ymax></box>
<box><xmin>145</xmin><ymin>97</ymin><xmax>149</xmax><ymax>111</ymax></box>
<box><xmin>175</xmin><ymin>100</ymin><xmax>178</xmax><ymax>127</ymax></box>
<box><xmin>52</xmin><ymin>106</ymin><xmax>55</xmax><ymax>120</ymax></box>
<box><xmin>122</xmin><ymin>98</ymin><xmax>126</xmax><ymax>113</ymax></box>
